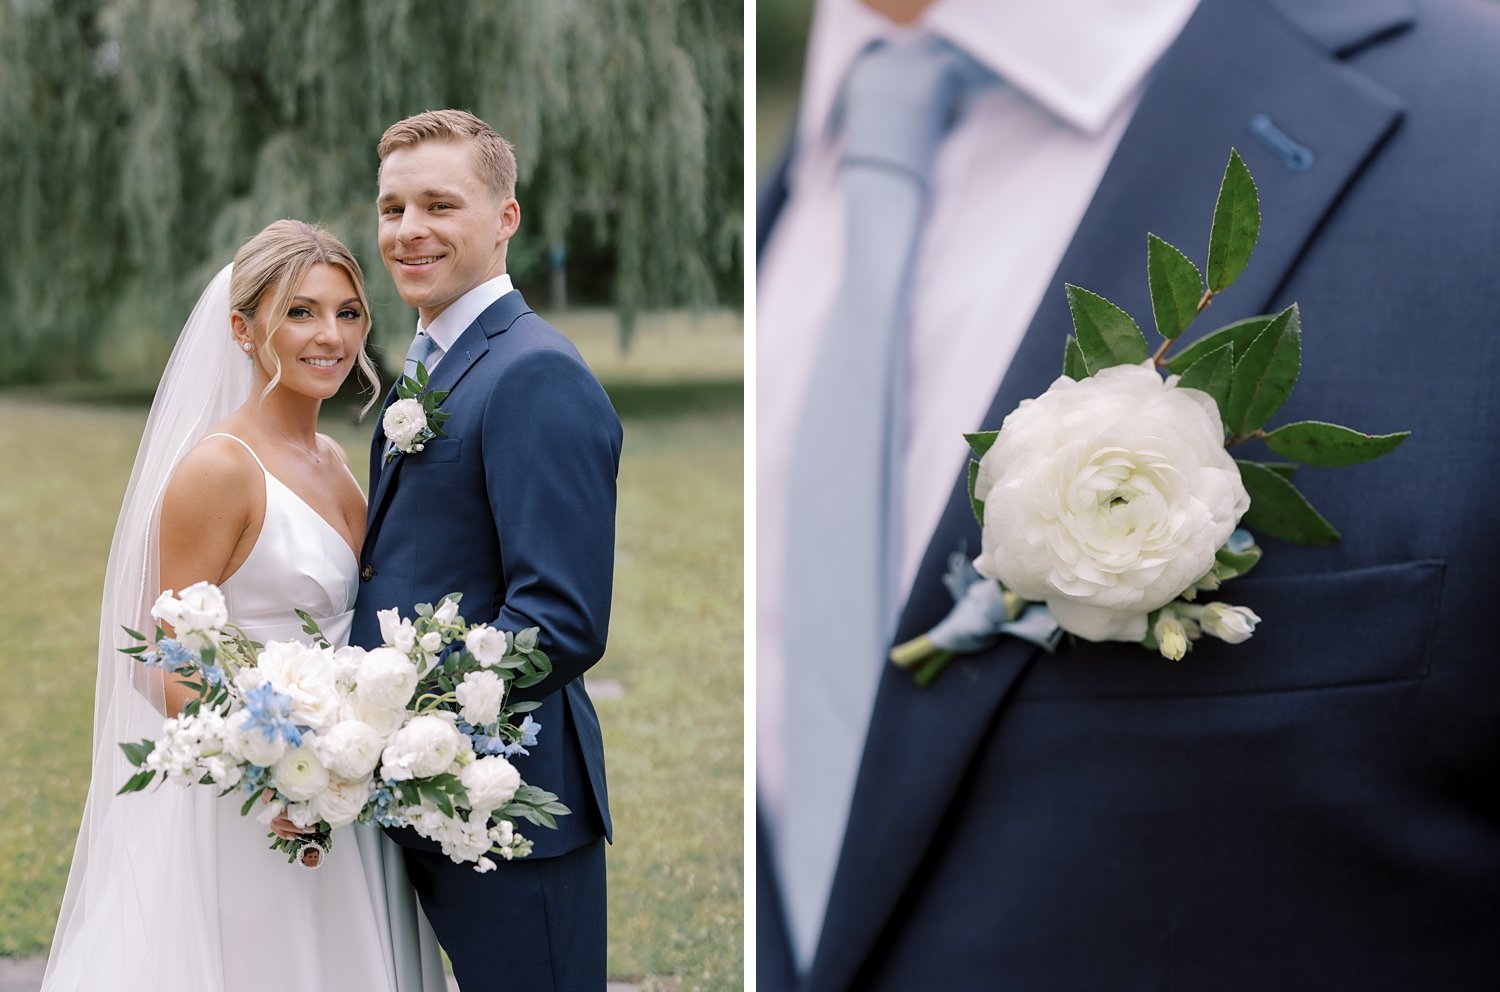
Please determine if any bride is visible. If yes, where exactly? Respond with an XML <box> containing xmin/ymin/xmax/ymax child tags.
<box><xmin>42</xmin><ymin>220</ymin><xmax>446</xmax><ymax>992</ymax></box>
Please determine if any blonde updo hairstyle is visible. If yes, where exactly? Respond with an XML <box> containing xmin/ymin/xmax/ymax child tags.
<box><xmin>230</xmin><ymin>219</ymin><xmax>379</xmax><ymax>414</ymax></box>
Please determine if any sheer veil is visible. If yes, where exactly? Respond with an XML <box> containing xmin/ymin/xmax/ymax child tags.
<box><xmin>43</xmin><ymin>264</ymin><xmax>247</xmax><ymax>989</ymax></box>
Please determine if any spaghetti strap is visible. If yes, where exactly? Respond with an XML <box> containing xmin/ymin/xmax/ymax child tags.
<box><xmin>203</xmin><ymin>432</ymin><xmax>268</xmax><ymax>475</ymax></box>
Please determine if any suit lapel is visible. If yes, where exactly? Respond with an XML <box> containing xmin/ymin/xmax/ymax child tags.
<box><xmin>361</xmin><ymin>291</ymin><xmax>534</xmax><ymax>552</ymax></box>
<box><xmin>805</xmin><ymin>1</ymin><xmax>1407</xmax><ymax>987</ymax></box>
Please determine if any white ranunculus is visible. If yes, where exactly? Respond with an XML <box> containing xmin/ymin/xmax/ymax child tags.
<box><xmin>355</xmin><ymin>647</ymin><xmax>419</xmax><ymax>710</ymax></box>
<box><xmin>224</xmin><ymin>708</ymin><xmax>287</xmax><ymax>767</ymax></box>
<box><xmin>312</xmin><ymin>774</ymin><xmax>374</xmax><ymax>828</ymax></box>
<box><xmin>455</xmin><ymin>670</ymin><xmax>505</xmax><ymax>727</ymax></box>
<box><xmin>973</xmin><ymin>363</ymin><xmax>1249</xmax><ymax>642</ymax></box>
<box><xmin>314</xmin><ymin>719</ymin><xmax>387</xmax><ymax>780</ymax></box>
<box><xmin>465</xmin><ymin>625</ymin><xmax>508</xmax><ymax>668</ymax></box>
<box><xmin>419</xmin><ymin>631</ymin><xmax>443</xmax><ymax>654</ymax></box>
<box><xmin>256</xmin><ymin>640</ymin><xmax>340</xmax><ymax>732</ymax></box>
<box><xmin>383</xmin><ymin>398</ymin><xmax>427</xmax><ymax>452</ymax></box>
<box><xmin>381</xmin><ymin>714</ymin><xmax>466</xmax><ymax>782</ymax></box>
<box><xmin>378</xmin><ymin>608</ymin><xmax>419</xmax><ymax>654</ymax></box>
<box><xmin>460</xmin><ymin>755</ymin><xmax>521</xmax><ymax>814</ymax></box>
<box><xmin>272</xmin><ymin>744</ymin><xmax>330</xmax><ymax>802</ymax></box>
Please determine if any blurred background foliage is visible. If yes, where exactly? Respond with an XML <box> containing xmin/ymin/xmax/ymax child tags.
<box><xmin>754</xmin><ymin>0</ymin><xmax>811</xmax><ymax>177</ymax></box>
<box><xmin>0</xmin><ymin>0</ymin><xmax>743</xmax><ymax>384</ymax></box>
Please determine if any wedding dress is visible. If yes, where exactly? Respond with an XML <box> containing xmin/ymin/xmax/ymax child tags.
<box><xmin>42</xmin><ymin>266</ymin><xmax>445</xmax><ymax>991</ymax></box>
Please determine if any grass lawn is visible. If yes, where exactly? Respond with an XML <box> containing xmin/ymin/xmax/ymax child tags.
<box><xmin>0</xmin><ymin>308</ymin><xmax>744</xmax><ymax>990</ymax></box>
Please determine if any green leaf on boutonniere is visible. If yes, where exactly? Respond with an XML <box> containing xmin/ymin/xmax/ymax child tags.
<box><xmin>415</xmin><ymin>361</ymin><xmax>430</xmax><ymax>388</ymax></box>
<box><xmin>397</xmin><ymin>378</ymin><xmax>418</xmax><ymax>400</ymax></box>
<box><xmin>1062</xmin><ymin>335</ymin><xmax>1088</xmax><ymax>380</ymax></box>
<box><xmin>964</xmin><ymin>430</ymin><xmax>1000</xmax><ymax>458</ymax></box>
<box><xmin>1175</xmin><ymin>341</ymin><xmax>1234</xmax><ymax>421</ymax></box>
<box><xmin>1237</xmin><ymin>459</ymin><xmax>1339</xmax><ymax>545</ymax></box>
<box><xmin>1164</xmin><ymin>315</ymin><xmax>1274</xmax><ymax>373</ymax></box>
<box><xmin>1214</xmin><ymin>541</ymin><xmax>1262</xmax><ymax>578</ymax></box>
<box><xmin>1147</xmin><ymin>233</ymin><xmax>1204</xmax><ymax>340</ymax></box>
<box><xmin>1064</xmin><ymin>284</ymin><xmax>1149</xmax><ymax>370</ymax></box>
<box><xmin>967</xmin><ymin>460</ymin><xmax>984</xmax><ymax>526</ymax></box>
<box><xmin>1264</xmin><ymin>421</ymin><xmax>1410</xmax><ymax>466</ymax></box>
<box><xmin>1262</xmin><ymin>462</ymin><xmax>1299</xmax><ymax>479</ymax></box>
<box><xmin>1206</xmin><ymin>149</ymin><xmax>1260</xmax><ymax>293</ymax></box>
<box><xmin>1225</xmin><ymin>304</ymin><xmax>1300</xmax><ymax>435</ymax></box>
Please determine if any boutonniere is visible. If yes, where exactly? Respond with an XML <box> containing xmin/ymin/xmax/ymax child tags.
<box><xmin>893</xmin><ymin>150</ymin><xmax>1410</xmax><ymax>686</ymax></box>
<box><xmin>383</xmin><ymin>361</ymin><xmax>450</xmax><ymax>463</ymax></box>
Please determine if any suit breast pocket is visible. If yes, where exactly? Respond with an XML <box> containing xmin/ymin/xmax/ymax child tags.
<box><xmin>1017</xmin><ymin>558</ymin><xmax>1447</xmax><ymax>700</ymax></box>
<box><xmin>406</xmin><ymin>437</ymin><xmax>463</xmax><ymax>465</ymax></box>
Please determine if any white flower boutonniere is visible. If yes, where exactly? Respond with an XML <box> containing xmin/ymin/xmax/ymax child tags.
<box><xmin>383</xmin><ymin>361</ymin><xmax>450</xmax><ymax>462</ymax></box>
<box><xmin>893</xmin><ymin>150</ymin><xmax>1410</xmax><ymax>685</ymax></box>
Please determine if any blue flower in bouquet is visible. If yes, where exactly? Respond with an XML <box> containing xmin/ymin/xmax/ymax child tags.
<box><xmin>502</xmin><ymin>716</ymin><xmax>541</xmax><ymax>758</ymax></box>
<box><xmin>241</xmin><ymin>682</ymin><xmax>303</xmax><ymax>746</ymax></box>
<box><xmin>144</xmin><ymin>637</ymin><xmax>199</xmax><ymax>672</ymax></box>
<box><xmin>201</xmin><ymin>663</ymin><xmax>225</xmax><ymax>687</ymax></box>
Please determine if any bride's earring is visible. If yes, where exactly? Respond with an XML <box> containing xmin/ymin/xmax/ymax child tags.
<box><xmin>241</xmin><ymin>342</ymin><xmax>253</xmax><ymax>353</ymax></box>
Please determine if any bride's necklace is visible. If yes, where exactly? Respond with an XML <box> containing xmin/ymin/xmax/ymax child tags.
<box><xmin>257</xmin><ymin>413</ymin><xmax>323</xmax><ymax>463</ymax></box>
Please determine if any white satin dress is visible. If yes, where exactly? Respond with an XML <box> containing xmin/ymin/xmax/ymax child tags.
<box><xmin>44</xmin><ymin>434</ymin><xmax>447</xmax><ymax>992</ymax></box>
<box><xmin>209</xmin><ymin>434</ymin><xmax>412</xmax><ymax>991</ymax></box>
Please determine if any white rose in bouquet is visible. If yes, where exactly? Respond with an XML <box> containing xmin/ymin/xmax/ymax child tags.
<box><xmin>380</xmin><ymin>714</ymin><xmax>467</xmax><ymax>781</ymax></box>
<box><xmin>382</xmin><ymin>398</ymin><xmax>427</xmax><ymax>452</ymax></box>
<box><xmin>272</xmin><ymin>744</ymin><xmax>330</xmax><ymax>802</ymax></box>
<box><xmin>455</xmin><ymin>670</ymin><xmax>505</xmax><ymax>727</ymax></box>
<box><xmin>419</xmin><ymin>630</ymin><xmax>443</xmax><ymax>655</ymax></box>
<box><xmin>464</xmin><ymin>625</ymin><xmax>508</xmax><ymax>668</ymax></box>
<box><xmin>312</xmin><ymin>774</ymin><xmax>374</xmax><ymax>828</ymax></box>
<box><xmin>355</xmin><ymin>647</ymin><xmax>419</xmax><ymax>710</ymax></box>
<box><xmin>973</xmin><ymin>363</ymin><xmax>1248</xmax><ymax>642</ymax></box>
<box><xmin>330</xmin><ymin>645</ymin><xmax>367</xmax><ymax>693</ymax></box>
<box><xmin>459</xmin><ymin>755</ymin><xmax>521</xmax><ymax>814</ymax></box>
<box><xmin>338</xmin><ymin>695</ymin><xmax>406</xmax><ymax>738</ymax></box>
<box><xmin>257</xmin><ymin>640</ymin><xmax>340</xmax><ymax>732</ymax></box>
<box><xmin>314</xmin><ymin>719</ymin><xmax>387</xmax><ymax>780</ymax></box>
<box><xmin>377</xmin><ymin>608</ymin><xmax>418</xmax><ymax>654</ymax></box>
<box><xmin>151</xmin><ymin>581</ymin><xmax>229</xmax><ymax>649</ymax></box>
<box><xmin>224</xmin><ymin>708</ymin><xmax>288</xmax><ymax>767</ymax></box>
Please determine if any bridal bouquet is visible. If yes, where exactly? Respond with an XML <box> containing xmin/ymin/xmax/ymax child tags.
<box><xmin>119</xmin><ymin>583</ymin><xmax>567</xmax><ymax>872</ymax></box>
<box><xmin>892</xmin><ymin>151</ymin><xmax>1409</xmax><ymax>685</ymax></box>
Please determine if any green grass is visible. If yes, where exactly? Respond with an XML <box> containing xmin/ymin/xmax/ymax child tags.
<box><xmin>0</xmin><ymin>309</ymin><xmax>743</xmax><ymax>989</ymax></box>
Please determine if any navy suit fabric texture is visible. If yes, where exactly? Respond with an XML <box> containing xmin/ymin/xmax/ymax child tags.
<box><xmin>352</xmin><ymin>288</ymin><xmax>621</xmax><ymax>979</ymax></box>
<box><xmin>758</xmin><ymin>0</ymin><xmax>1500</xmax><ymax>989</ymax></box>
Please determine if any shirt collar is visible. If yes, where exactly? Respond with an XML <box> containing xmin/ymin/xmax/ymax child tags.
<box><xmin>418</xmin><ymin>273</ymin><xmax>515</xmax><ymax>353</ymax></box>
<box><xmin>796</xmin><ymin>0</ymin><xmax>1200</xmax><ymax>147</ymax></box>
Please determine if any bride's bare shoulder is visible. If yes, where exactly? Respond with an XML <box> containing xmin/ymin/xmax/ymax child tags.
<box><xmin>162</xmin><ymin>432</ymin><xmax>262</xmax><ymax>515</ymax></box>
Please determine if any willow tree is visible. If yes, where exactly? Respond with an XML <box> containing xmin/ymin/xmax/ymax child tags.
<box><xmin>0</xmin><ymin>0</ymin><xmax>742</xmax><ymax>383</ymax></box>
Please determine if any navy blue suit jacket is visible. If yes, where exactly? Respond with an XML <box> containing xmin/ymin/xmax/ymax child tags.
<box><xmin>353</xmin><ymin>289</ymin><xmax>621</xmax><ymax>859</ymax></box>
<box><xmin>760</xmin><ymin>0</ymin><xmax>1500</xmax><ymax>988</ymax></box>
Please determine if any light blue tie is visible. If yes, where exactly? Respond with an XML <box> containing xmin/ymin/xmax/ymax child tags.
<box><xmin>402</xmin><ymin>330</ymin><xmax>438</xmax><ymax>381</ymax></box>
<box><xmin>779</xmin><ymin>38</ymin><xmax>978</xmax><ymax>967</ymax></box>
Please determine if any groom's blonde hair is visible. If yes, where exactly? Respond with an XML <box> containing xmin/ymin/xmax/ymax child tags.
<box><xmin>377</xmin><ymin>109</ymin><xmax>518</xmax><ymax>201</ymax></box>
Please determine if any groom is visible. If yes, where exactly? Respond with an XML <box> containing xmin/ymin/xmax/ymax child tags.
<box><xmin>761</xmin><ymin>0</ymin><xmax>1500</xmax><ymax>988</ymax></box>
<box><xmin>353</xmin><ymin>109</ymin><xmax>621</xmax><ymax>990</ymax></box>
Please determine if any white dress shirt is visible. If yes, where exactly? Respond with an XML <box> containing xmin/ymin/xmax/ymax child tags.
<box><xmin>417</xmin><ymin>273</ymin><xmax>515</xmax><ymax>372</ymax></box>
<box><xmin>758</xmin><ymin>0</ymin><xmax>1199</xmax><ymax>822</ymax></box>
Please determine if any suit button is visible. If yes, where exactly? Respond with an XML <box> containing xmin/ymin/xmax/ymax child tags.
<box><xmin>361</xmin><ymin>564</ymin><xmax>375</xmax><ymax>581</ymax></box>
